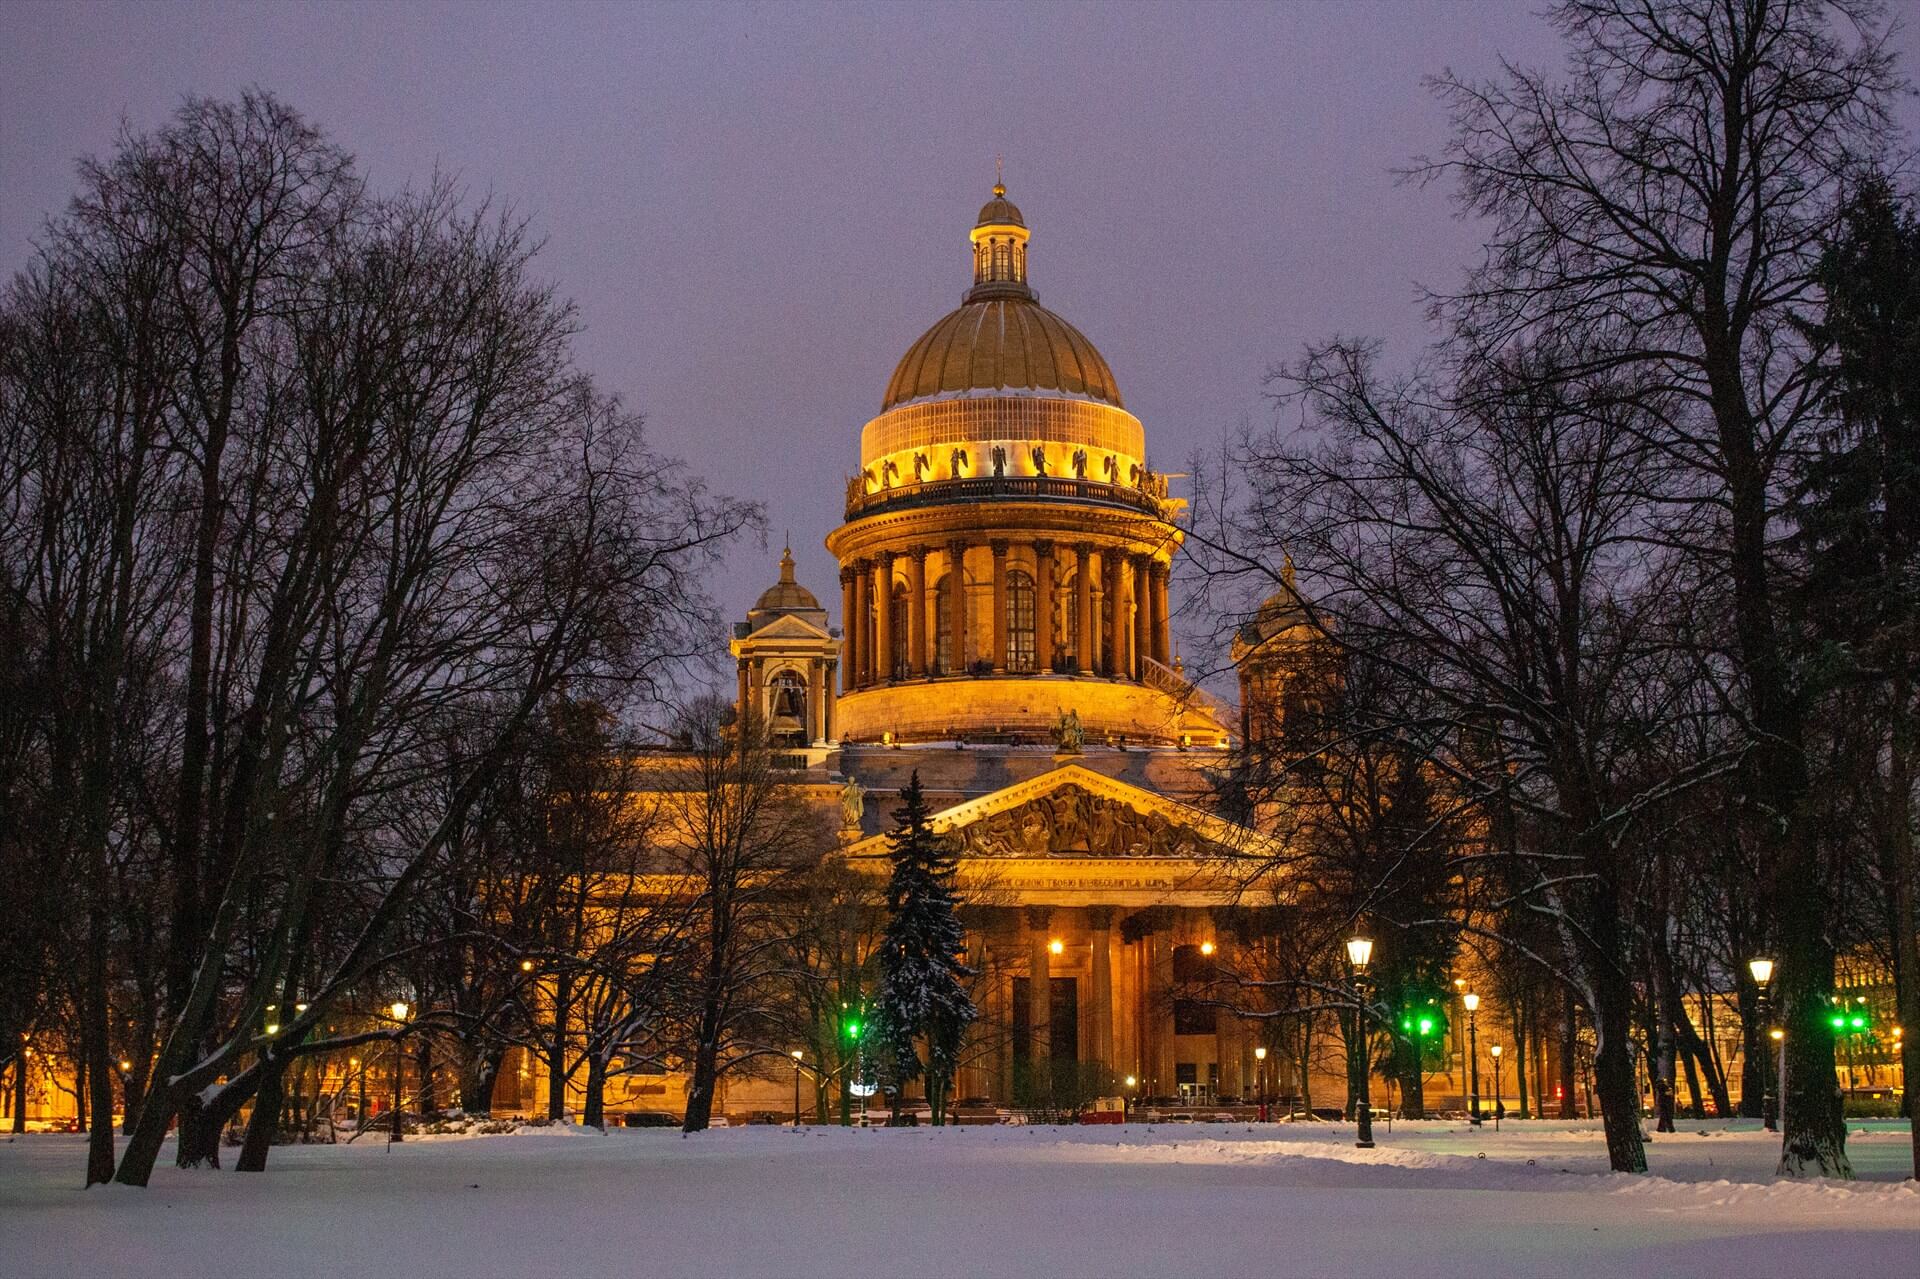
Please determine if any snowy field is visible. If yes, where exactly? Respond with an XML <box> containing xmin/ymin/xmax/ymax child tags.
<box><xmin>3</xmin><ymin>1120</ymin><xmax>1918</xmax><ymax>1278</ymax></box>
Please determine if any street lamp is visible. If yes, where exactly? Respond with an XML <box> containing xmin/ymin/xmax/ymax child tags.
<box><xmin>1049</xmin><ymin>938</ymin><xmax>1064</xmax><ymax>956</ymax></box>
<box><xmin>1462</xmin><ymin>992</ymin><xmax>1482</xmax><ymax>1125</ymax></box>
<box><xmin>791</xmin><ymin>1049</ymin><xmax>805</xmax><ymax>1129</ymax></box>
<box><xmin>1254</xmin><ymin>1045</ymin><xmax>1269</xmax><ymax>1121</ymax></box>
<box><xmin>1199</xmin><ymin>941</ymin><xmax>1216</xmax><ymax>957</ymax></box>
<box><xmin>1489</xmin><ymin>1043</ymin><xmax>1504</xmax><ymax>1131</ymax></box>
<box><xmin>1747</xmin><ymin>957</ymin><xmax>1776</xmax><ymax>1130</ymax></box>
<box><xmin>388</xmin><ymin>1000</ymin><xmax>410</xmax><ymax>1144</ymax></box>
<box><xmin>1346</xmin><ymin>934</ymin><xmax>1375</xmax><ymax>1149</ymax></box>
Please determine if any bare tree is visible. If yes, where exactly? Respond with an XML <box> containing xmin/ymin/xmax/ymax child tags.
<box><xmin>1417</xmin><ymin>0</ymin><xmax>1903</xmax><ymax>1177</ymax></box>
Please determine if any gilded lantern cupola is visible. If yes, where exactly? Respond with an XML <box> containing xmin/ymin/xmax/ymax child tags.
<box><xmin>825</xmin><ymin>180</ymin><xmax>1232</xmax><ymax>748</ymax></box>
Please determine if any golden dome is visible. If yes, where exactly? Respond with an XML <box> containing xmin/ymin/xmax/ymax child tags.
<box><xmin>881</xmin><ymin>180</ymin><xmax>1122</xmax><ymax>412</ymax></box>
<box><xmin>882</xmin><ymin>298</ymin><xmax>1123</xmax><ymax>412</ymax></box>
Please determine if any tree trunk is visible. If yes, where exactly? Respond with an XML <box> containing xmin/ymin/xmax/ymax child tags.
<box><xmin>582</xmin><ymin>1054</ymin><xmax>607</xmax><ymax>1131</ymax></box>
<box><xmin>682</xmin><ymin>1034</ymin><xmax>719</xmax><ymax>1134</ymax></box>
<box><xmin>545</xmin><ymin>972</ymin><xmax>571</xmax><ymax>1121</ymax></box>
<box><xmin>1559</xmin><ymin>991</ymin><xmax>1578</xmax><ymax>1119</ymax></box>
<box><xmin>415</xmin><ymin>1041</ymin><xmax>437</xmax><ymax>1119</ymax></box>
<box><xmin>1736</xmin><ymin>978</ymin><xmax>1764</xmax><ymax>1118</ymax></box>
<box><xmin>236</xmin><ymin>1061</ymin><xmax>285</xmax><ymax>1171</ymax></box>
<box><xmin>176</xmin><ymin>1091</ymin><xmax>224</xmax><ymax>1169</ymax></box>
<box><xmin>10</xmin><ymin>1047</ymin><xmax>25</xmax><ymax>1133</ymax></box>
<box><xmin>456</xmin><ymin>1045</ymin><xmax>503</xmax><ymax>1118</ymax></box>
<box><xmin>1880</xmin><ymin>685</ymin><xmax>1920</xmax><ymax>1179</ymax></box>
<box><xmin>1512</xmin><ymin>1000</ymin><xmax>1531</xmax><ymax>1120</ymax></box>
<box><xmin>1591</xmin><ymin>968</ymin><xmax>1648</xmax><ymax>1173</ymax></box>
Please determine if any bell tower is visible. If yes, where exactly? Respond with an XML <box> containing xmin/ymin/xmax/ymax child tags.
<box><xmin>731</xmin><ymin>544</ymin><xmax>840</xmax><ymax>748</ymax></box>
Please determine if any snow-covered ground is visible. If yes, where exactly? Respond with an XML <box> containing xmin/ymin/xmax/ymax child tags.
<box><xmin>3</xmin><ymin>1119</ymin><xmax>1916</xmax><ymax>1277</ymax></box>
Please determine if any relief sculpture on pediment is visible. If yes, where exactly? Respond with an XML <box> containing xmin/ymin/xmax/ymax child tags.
<box><xmin>956</xmin><ymin>785</ymin><xmax>1203</xmax><ymax>858</ymax></box>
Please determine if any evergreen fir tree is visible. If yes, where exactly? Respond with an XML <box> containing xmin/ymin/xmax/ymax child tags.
<box><xmin>872</xmin><ymin>771</ymin><xmax>976</xmax><ymax>1125</ymax></box>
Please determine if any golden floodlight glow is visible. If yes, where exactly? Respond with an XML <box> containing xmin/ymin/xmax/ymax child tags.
<box><xmin>1049</xmin><ymin>938</ymin><xmax>1064</xmax><ymax>955</ymax></box>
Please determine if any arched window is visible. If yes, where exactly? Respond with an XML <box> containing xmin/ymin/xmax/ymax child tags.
<box><xmin>890</xmin><ymin>585</ymin><xmax>910</xmax><ymax>679</ymax></box>
<box><xmin>934</xmin><ymin>574</ymin><xmax>955</xmax><ymax>674</ymax></box>
<box><xmin>993</xmin><ymin>240</ymin><xmax>1011</xmax><ymax>280</ymax></box>
<box><xmin>768</xmin><ymin>669</ymin><xmax>807</xmax><ymax>746</ymax></box>
<box><xmin>1007</xmin><ymin>569</ymin><xmax>1036</xmax><ymax>673</ymax></box>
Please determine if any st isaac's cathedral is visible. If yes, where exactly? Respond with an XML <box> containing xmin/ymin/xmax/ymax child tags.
<box><xmin>628</xmin><ymin>183</ymin><xmax>1312</xmax><ymax>1118</ymax></box>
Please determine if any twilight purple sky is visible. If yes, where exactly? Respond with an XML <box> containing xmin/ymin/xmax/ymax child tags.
<box><xmin>4</xmin><ymin>1</ymin><xmax>1915</xmax><ymax>674</ymax></box>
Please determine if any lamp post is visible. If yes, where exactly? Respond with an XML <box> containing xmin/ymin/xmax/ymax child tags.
<box><xmin>1748</xmin><ymin>957</ymin><xmax>1775</xmax><ymax>1131</ymax></box>
<box><xmin>1347</xmin><ymin>934</ymin><xmax>1375</xmax><ymax>1149</ymax></box>
<box><xmin>1254</xmin><ymin>1046</ymin><xmax>1268</xmax><ymax>1121</ymax></box>
<box><xmin>791</xmin><ymin>1049</ymin><xmax>805</xmax><ymax>1129</ymax></box>
<box><xmin>388</xmin><ymin>1000</ymin><xmax>409</xmax><ymax>1144</ymax></box>
<box><xmin>1771</xmin><ymin>1028</ymin><xmax>1786</xmax><ymax>1136</ymax></box>
<box><xmin>1124</xmin><ymin>1074</ymin><xmax>1137</xmax><ymax>1120</ymax></box>
<box><xmin>1463</xmin><ymin>992</ymin><xmax>1482</xmax><ymax>1125</ymax></box>
<box><xmin>1489</xmin><ymin>1043</ymin><xmax>1503</xmax><ymax>1131</ymax></box>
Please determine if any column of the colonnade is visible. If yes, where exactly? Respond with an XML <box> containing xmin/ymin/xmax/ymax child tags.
<box><xmin>853</xmin><ymin>560</ymin><xmax>871</xmax><ymax>686</ymax></box>
<box><xmin>1034</xmin><ymin>540</ymin><xmax>1056</xmax><ymax>671</ymax></box>
<box><xmin>1149</xmin><ymin>562</ymin><xmax>1171</xmax><ymax>665</ymax></box>
<box><xmin>1025</xmin><ymin>906</ymin><xmax>1052</xmax><ymax>1065</ymax></box>
<box><xmin>1089</xmin><ymin>908</ymin><xmax>1114</xmax><ymax>1069</ymax></box>
<box><xmin>1104</xmin><ymin>553</ymin><xmax>1123</xmax><ymax>678</ymax></box>
<box><xmin>908</xmin><ymin>546</ymin><xmax>928</xmax><ymax>676</ymax></box>
<box><xmin>991</xmin><ymin>541</ymin><xmax>1010</xmax><ymax>674</ymax></box>
<box><xmin>947</xmin><ymin>540</ymin><xmax>969</xmax><ymax>673</ymax></box>
<box><xmin>1217</xmin><ymin>1011</ymin><xmax>1243</xmax><ymax>1102</ymax></box>
<box><xmin>1075</xmin><ymin>543</ymin><xmax>1095</xmax><ymax>674</ymax></box>
<box><xmin>873</xmin><ymin>553</ymin><xmax>894</xmax><ymax>682</ymax></box>
<box><xmin>1132</xmin><ymin>556</ymin><xmax>1150</xmax><ymax>680</ymax></box>
<box><xmin>840</xmin><ymin>568</ymin><xmax>858</xmax><ymax>694</ymax></box>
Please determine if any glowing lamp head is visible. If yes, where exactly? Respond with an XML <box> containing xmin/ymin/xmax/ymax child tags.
<box><xmin>1462</xmin><ymin>992</ymin><xmax>1480</xmax><ymax>1013</ymax></box>
<box><xmin>1049</xmin><ymin>938</ymin><xmax>1064</xmax><ymax>956</ymax></box>
<box><xmin>1770</xmin><ymin>1028</ymin><xmax>1784</xmax><ymax>1041</ymax></box>
<box><xmin>118</xmin><ymin>1059</ymin><xmax>132</xmax><ymax>1072</ymax></box>
<box><xmin>1254</xmin><ymin>1046</ymin><xmax>1267</xmax><ymax>1061</ymax></box>
<box><xmin>520</xmin><ymin>959</ymin><xmax>535</xmax><ymax>973</ymax></box>
<box><xmin>389</xmin><ymin>1001</ymin><xmax>409</xmax><ymax>1021</ymax></box>
<box><xmin>1199</xmin><ymin>941</ymin><xmax>1216</xmax><ymax>957</ymax></box>
<box><xmin>1747</xmin><ymin>958</ymin><xmax>1774</xmax><ymax>988</ymax></box>
<box><xmin>1124</xmin><ymin>1075</ymin><xmax>1137</xmax><ymax>1088</ymax></box>
<box><xmin>1345</xmin><ymin>936</ymin><xmax>1373</xmax><ymax>973</ymax></box>
<box><xmin>1489</xmin><ymin>1044</ymin><xmax>1503</xmax><ymax>1059</ymax></box>
<box><xmin>264</xmin><ymin>1023</ymin><xmax>280</xmax><ymax>1037</ymax></box>
<box><xmin>791</xmin><ymin>1049</ymin><xmax>804</xmax><ymax>1061</ymax></box>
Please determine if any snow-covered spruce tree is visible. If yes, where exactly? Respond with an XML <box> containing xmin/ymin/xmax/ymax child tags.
<box><xmin>872</xmin><ymin>772</ymin><xmax>975</xmax><ymax>1125</ymax></box>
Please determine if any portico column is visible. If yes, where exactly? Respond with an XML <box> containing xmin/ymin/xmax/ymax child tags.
<box><xmin>736</xmin><ymin>663</ymin><xmax>749</xmax><ymax>724</ymax></box>
<box><xmin>1089</xmin><ymin>908</ymin><xmax>1115</xmax><ymax>1070</ymax></box>
<box><xmin>1034</xmin><ymin>540</ymin><xmax>1056</xmax><ymax>673</ymax></box>
<box><xmin>746</xmin><ymin>658</ymin><xmax>764</xmax><ymax>733</ymax></box>
<box><xmin>1132</xmin><ymin>555</ymin><xmax>1150</xmax><ymax>679</ymax></box>
<box><xmin>1026</xmin><ymin>906</ymin><xmax>1052</xmax><ymax>1065</ymax></box>
<box><xmin>1148</xmin><ymin>925</ymin><xmax>1173</xmax><ymax>1098</ymax></box>
<box><xmin>873</xmin><ymin>553</ymin><xmax>894</xmax><ymax>682</ymax></box>
<box><xmin>908</xmin><ymin>546</ymin><xmax>929</xmax><ymax>677</ymax></box>
<box><xmin>1075</xmin><ymin>543</ymin><xmax>1095</xmax><ymax>675</ymax></box>
<box><xmin>1150</xmin><ymin>561</ymin><xmax>1171</xmax><ymax>665</ymax></box>
<box><xmin>848</xmin><ymin>564</ymin><xmax>864</xmax><ymax>691</ymax></box>
<box><xmin>947</xmin><ymin>540</ymin><xmax>969</xmax><ymax>673</ymax></box>
<box><xmin>990</xmin><ymin>540</ymin><xmax>1010</xmax><ymax>674</ymax></box>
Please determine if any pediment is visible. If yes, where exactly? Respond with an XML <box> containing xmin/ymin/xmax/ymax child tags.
<box><xmin>843</xmin><ymin>763</ymin><xmax>1269</xmax><ymax>862</ymax></box>
<box><xmin>742</xmin><ymin>612</ymin><xmax>834</xmax><ymax>643</ymax></box>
